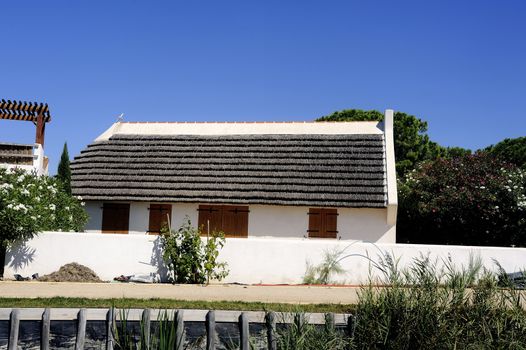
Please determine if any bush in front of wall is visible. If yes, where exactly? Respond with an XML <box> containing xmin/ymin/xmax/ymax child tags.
<box><xmin>160</xmin><ymin>218</ymin><xmax>229</xmax><ymax>284</ymax></box>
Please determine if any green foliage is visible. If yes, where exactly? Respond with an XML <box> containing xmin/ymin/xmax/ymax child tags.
<box><xmin>303</xmin><ymin>248</ymin><xmax>345</xmax><ymax>285</ymax></box>
<box><xmin>486</xmin><ymin>136</ymin><xmax>526</xmax><ymax>170</ymax></box>
<box><xmin>397</xmin><ymin>153</ymin><xmax>526</xmax><ymax>246</ymax></box>
<box><xmin>352</xmin><ymin>253</ymin><xmax>526</xmax><ymax>349</ymax></box>
<box><xmin>160</xmin><ymin>217</ymin><xmax>229</xmax><ymax>284</ymax></box>
<box><xmin>317</xmin><ymin>109</ymin><xmax>446</xmax><ymax>176</ymax></box>
<box><xmin>56</xmin><ymin>142</ymin><xmax>72</xmax><ymax>195</ymax></box>
<box><xmin>276</xmin><ymin>314</ymin><xmax>349</xmax><ymax>350</ymax></box>
<box><xmin>0</xmin><ymin>168</ymin><xmax>88</xmax><ymax>247</ymax></box>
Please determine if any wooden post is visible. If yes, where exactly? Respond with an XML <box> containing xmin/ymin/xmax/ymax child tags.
<box><xmin>35</xmin><ymin>113</ymin><xmax>46</xmax><ymax>147</ymax></box>
<box><xmin>141</xmin><ymin>309</ymin><xmax>151</xmax><ymax>349</ymax></box>
<box><xmin>106</xmin><ymin>307</ymin><xmax>115</xmax><ymax>350</ymax></box>
<box><xmin>8</xmin><ymin>309</ymin><xmax>19</xmax><ymax>350</ymax></box>
<box><xmin>205</xmin><ymin>310</ymin><xmax>215</xmax><ymax>350</ymax></box>
<box><xmin>265</xmin><ymin>312</ymin><xmax>277</xmax><ymax>350</ymax></box>
<box><xmin>347</xmin><ymin>314</ymin><xmax>356</xmax><ymax>338</ymax></box>
<box><xmin>41</xmin><ymin>308</ymin><xmax>51</xmax><ymax>350</ymax></box>
<box><xmin>238</xmin><ymin>312</ymin><xmax>249</xmax><ymax>350</ymax></box>
<box><xmin>175</xmin><ymin>310</ymin><xmax>185</xmax><ymax>350</ymax></box>
<box><xmin>325</xmin><ymin>313</ymin><xmax>335</xmax><ymax>331</ymax></box>
<box><xmin>75</xmin><ymin>308</ymin><xmax>87</xmax><ymax>350</ymax></box>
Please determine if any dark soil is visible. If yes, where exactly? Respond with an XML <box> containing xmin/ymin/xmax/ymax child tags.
<box><xmin>38</xmin><ymin>263</ymin><xmax>102</xmax><ymax>283</ymax></box>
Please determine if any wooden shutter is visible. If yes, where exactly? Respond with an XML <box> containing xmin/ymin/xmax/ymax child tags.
<box><xmin>198</xmin><ymin>204</ymin><xmax>249</xmax><ymax>237</ymax></box>
<box><xmin>148</xmin><ymin>204</ymin><xmax>172</xmax><ymax>235</ymax></box>
<box><xmin>308</xmin><ymin>208</ymin><xmax>338</xmax><ymax>238</ymax></box>
<box><xmin>102</xmin><ymin>203</ymin><xmax>130</xmax><ymax>234</ymax></box>
<box><xmin>198</xmin><ymin>205</ymin><xmax>222</xmax><ymax>235</ymax></box>
<box><xmin>222</xmin><ymin>205</ymin><xmax>249</xmax><ymax>238</ymax></box>
<box><xmin>308</xmin><ymin>208</ymin><xmax>322</xmax><ymax>237</ymax></box>
<box><xmin>324</xmin><ymin>209</ymin><xmax>338</xmax><ymax>238</ymax></box>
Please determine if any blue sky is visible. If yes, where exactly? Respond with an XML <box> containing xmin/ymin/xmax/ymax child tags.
<box><xmin>1</xmin><ymin>1</ymin><xmax>525</xmax><ymax>174</ymax></box>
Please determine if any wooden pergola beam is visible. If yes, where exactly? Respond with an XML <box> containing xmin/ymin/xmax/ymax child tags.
<box><xmin>0</xmin><ymin>99</ymin><xmax>52</xmax><ymax>147</ymax></box>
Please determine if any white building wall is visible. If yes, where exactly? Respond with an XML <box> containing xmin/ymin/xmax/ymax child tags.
<box><xmin>84</xmin><ymin>202</ymin><xmax>394</xmax><ymax>243</ymax></box>
<box><xmin>5</xmin><ymin>232</ymin><xmax>526</xmax><ymax>285</ymax></box>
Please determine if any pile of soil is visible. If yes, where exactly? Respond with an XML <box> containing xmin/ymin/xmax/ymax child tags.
<box><xmin>38</xmin><ymin>263</ymin><xmax>102</xmax><ymax>283</ymax></box>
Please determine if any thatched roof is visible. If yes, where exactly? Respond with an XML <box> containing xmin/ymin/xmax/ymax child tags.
<box><xmin>71</xmin><ymin>134</ymin><xmax>387</xmax><ymax>207</ymax></box>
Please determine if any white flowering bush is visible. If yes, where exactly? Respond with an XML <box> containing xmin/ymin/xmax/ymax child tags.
<box><xmin>398</xmin><ymin>153</ymin><xmax>526</xmax><ymax>246</ymax></box>
<box><xmin>0</xmin><ymin>168</ymin><xmax>88</xmax><ymax>247</ymax></box>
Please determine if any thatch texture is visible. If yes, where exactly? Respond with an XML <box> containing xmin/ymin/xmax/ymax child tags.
<box><xmin>71</xmin><ymin>134</ymin><xmax>387</xmax><ymax>207</ymax></box>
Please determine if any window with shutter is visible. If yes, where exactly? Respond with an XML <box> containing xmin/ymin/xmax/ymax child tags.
<box><xmin>102</xmin><ymin>203</ymin><xmax>130</xmax><ymax>234</ymax></box>
<box><xmin>148</xmin><ymin>204</ymin><xmax>172</xmax><ymax>235</ymax></box>
<box><xmin>308</xmin><ymin>208</ymin><xmax>338</xmax><ymax>238</ymax></box>
<box><xmin>198</xmin><ymin>205</ymin><xmax>249</xmax><ymax>237</ymax></box>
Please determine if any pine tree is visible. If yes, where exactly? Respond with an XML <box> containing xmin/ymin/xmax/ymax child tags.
<box><xmin>57</xmin><ymin>142</ymin><xmax>72</xmax><ymax>195</ymax></box>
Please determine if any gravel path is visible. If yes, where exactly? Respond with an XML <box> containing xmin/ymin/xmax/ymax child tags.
<box><xmin>0</xmin><ymin>281</ymin><xmax>360</xmax><ymax>304</ymax></box>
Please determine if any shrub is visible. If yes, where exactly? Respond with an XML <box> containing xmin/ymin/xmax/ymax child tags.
<box><xmin>352</xmin><ymin>254</ymin><xmax>526</xmax><ymax>349</ymax></box>
<box><xmin>160</xmin><ymin>217</ymin><xmax>228</xmax><ymax>284</ymax></box>
<box><xmin>398</xmin><ymin>153</ymin><xmax>526</xmax><ymax>246</ymax></box>
<box><xmin>0</xmin><ymin>167</ymin><xmax>88</xmax><ymax>247</ymax></box>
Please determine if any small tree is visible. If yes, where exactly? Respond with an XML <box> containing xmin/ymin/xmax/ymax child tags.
<box><xmin>57</xmin><ymin>142</ymin><xmax>72</xmax><ymax>195</ymax></box>
<box><xmin>397</xmin><ymin>153</ymin><xmax>526</xmax><ymax>246</ymax></box>
<box><xmin>160</xmin><ymin>218</ymin><xmax>228</xmax><ymax>284</ymax></box>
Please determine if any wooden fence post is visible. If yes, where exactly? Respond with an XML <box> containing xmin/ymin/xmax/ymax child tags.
<box><xmin>106</xmin><ymin>307</ymin><xmax>115</xmax><ymax>350</ymax></box>
<box><xmin>325</xmin><ymin>313</ymin><xmax>335</xmax><ymax>331</ymax></box>
<box><xmin>347</xmin><ymin>314</ymin><xmax>357</xmax><ymax>338</ymax></box>
<box><xmin>41</xmin><ymin>308</ymin><xmax>51</xmax><ymax>350</ymax></box>
<box><xmin>8</xmin><ymin>309</ymin><xmax>19</xmax><ymax>350</ymax></box>
<box><xmin>206</xmin><ymin>310</ymin><xmax>215</xmax><ymax>350</ymax></box>
<box><xmin>141</xmin><ymin>308</ymin><xmax>151</xmax><ymax>349</ymax></box>
<box><xmin>265</xmin><ymin>311</ymin><xmax>277</xmax><ymax>350</ymax></box>
<box><xmin>75</xmin><ymin>308</ymin><xmax>87</xmax><ymax>350</ymax></box>
<box><xmin>239</xmin><ymin>312</ymin><xmax>249</xmax><ymax>350</ymax></box>
<box><xmin>175</xmin><ymin>310</ymin><xmax>185</xmax><ymax>350</ymax></box>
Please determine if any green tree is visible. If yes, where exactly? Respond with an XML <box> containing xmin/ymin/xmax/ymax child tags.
<box><xmin>317</xmin><ymin>109</ymin><xmax>445</xmax><ymax>176</ymax></box>
<box><xmin>0</xmin><ymin>168</ymin><xmax>88</xmax><ymax>276</ymax></box>
<box><xmin>57</xmin><ymin>142</ymin><xmax>72</xmax><ymax>195</ymax></box>
<box><xmin>485</xmin><ymin>137</ymin><xmax>526</xmax><ymax>170</ymax></box>
<box><xmin>397</xmin><ymin>153</ymin><xmax>526</xmax><ymax>246</ymax></box>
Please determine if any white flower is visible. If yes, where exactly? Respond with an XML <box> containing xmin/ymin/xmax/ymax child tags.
<box><xmin>49</xmin><ymin>204</ymin><xmax>56</xmax><ymax>211</ymax></box>
<box><xmin>81</xmin><ymin>202</ymin><xmax>85</xmax><ymax>206</ymax></box>
<box><xmin>21</xmin><ymin>189</ymin><xmax>30</xmax><ymax>196</ymax></box>
<box><xmin>76</xmin><ymin>195</ymin><xmax>83</xmax><ymax>201</ymax></box>
<box><xmin>6</xmin><ymin>203</ymin><xmax>13</xmax><ymax>209</ymax></box>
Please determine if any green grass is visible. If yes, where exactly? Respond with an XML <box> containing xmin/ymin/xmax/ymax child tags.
<box><xmin>0</xmin><ymin>297</ymin><xmax>354</xmax><ymax>313</ymax></box>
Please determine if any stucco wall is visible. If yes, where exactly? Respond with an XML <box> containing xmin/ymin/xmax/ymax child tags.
<box><xmin>4</xmin><ymin>232</ymin><xmax>526</xmax><ymax>285</ymax></box>
<box><xmin>83</xmin><ymin>202</ymin><xmax>394</xmax><ymax>242</ymax></box>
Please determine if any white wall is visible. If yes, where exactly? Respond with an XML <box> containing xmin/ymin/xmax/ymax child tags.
<box><xmin>84</xmin><ymin>202</ymin><xmax>395</xmax><ymax>242</ymax></box>
<box><xmin>5</xmin><ymin>232</ymin><xmax>526</xmax><ymax>285</ymax></box>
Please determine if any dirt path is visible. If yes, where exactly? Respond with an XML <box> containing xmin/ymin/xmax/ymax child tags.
<box><xmin>0</xmin><ymin>281</ymin><xmax>360</xmax><ymax>304</ymax></box>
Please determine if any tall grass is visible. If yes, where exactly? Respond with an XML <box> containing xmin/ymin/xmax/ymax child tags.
<box><xmin>352</xmin><ymin>253</ymin><xmax>526</xmax><ymax>349</ymax></box>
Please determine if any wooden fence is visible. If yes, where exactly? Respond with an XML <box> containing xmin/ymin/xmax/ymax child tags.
<box><xmin>1</xmin><ymin>308</ymin><xmax>352</xmax><ymax>350</ymax></box>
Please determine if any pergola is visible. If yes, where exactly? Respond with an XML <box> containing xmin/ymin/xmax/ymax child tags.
<box><xmin>0</xmin><ymin>99</ymin><xmax>52</xmax><ymax>147</ymax></box>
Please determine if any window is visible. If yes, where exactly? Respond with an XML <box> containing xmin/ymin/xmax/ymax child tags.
<box><xmin>101</xmin><ymin>203</ymin><xmax>130</xmax><ymax>234</ymax></box>
<box><xmin>197</xmin><ymin>205</ymin><xmax>249</xmax><ymax>238</ymax></box>
<box><xmin>308</xmin><ymin>208</ymin><xmax>338</xmax><ymax>238</ymax></box>
<box><xmin>148</xmin><ymin>204</ymin><xmax>172</xmax><ymax>235</ymax></box>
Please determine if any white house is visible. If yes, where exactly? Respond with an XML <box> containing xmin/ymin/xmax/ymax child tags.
<box><xmin>71</xmin><ymin>110</ymin><xmax>397</xmax><ymax>243</ymax></box>
<box><xmin>0</xmin><ymin>99</ymin><xmax>51</xmax><ymax>176</ymax></box>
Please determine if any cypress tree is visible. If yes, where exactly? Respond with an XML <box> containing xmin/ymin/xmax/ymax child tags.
<box><xmin>57</xmin><ymin>142</ymin><xmax>72</xmax><ymax>195</ymax></box>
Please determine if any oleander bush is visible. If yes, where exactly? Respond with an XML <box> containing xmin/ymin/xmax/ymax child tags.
<box><xmin>398</xmin><ymin>153</ymin><xmax>526</xmax><ymax>246</ymax></box>
<box><xmin>0</xmin><ymin>167</ymin><xmax>88</xmax><ymax>247</ymax></box>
